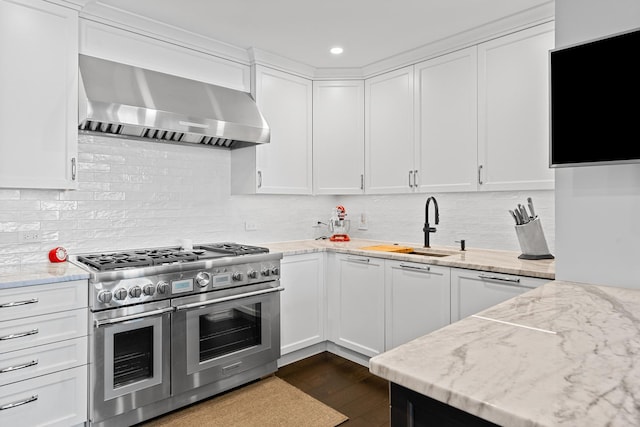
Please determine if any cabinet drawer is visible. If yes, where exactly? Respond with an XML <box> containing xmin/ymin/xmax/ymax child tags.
<box><xmin>0</xmin><ymin>309</ymin><xmax>87</xmax><ymax>354</ymax></box>
<box><xmin>0</xmin><ymin>336</ymin><xmax>87</xmax><ymax>387</ymax></box>
<box><xmin>0</xmin><ymin>281</ymin><xmax>88</xmax><ymax>321</ymax></box>
<box><xmin>0</xmin><ymin>365</ymin><xmax>87</xmax><ymax>427</ymax></box>
<box><xmin>450</xmin><ymin>268</ymin><xmax>550</xmax><ymax>322</ymax></box>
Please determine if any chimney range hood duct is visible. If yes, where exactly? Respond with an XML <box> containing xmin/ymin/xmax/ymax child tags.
<box><xmin>78</xmin><ymin>55</ymin><xmax>270</xmax><ymax>149</ymax></box>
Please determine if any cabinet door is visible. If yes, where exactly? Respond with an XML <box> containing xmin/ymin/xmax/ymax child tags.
<box><xmin>253</xmin><ymin>66</ymin><xmax>313</xmax><ymax>194</ymax></box>
<box><xmin>0</xmin><ymin>366</ymin><xmax>87</xmax><ymax>427</ymax></box>
<box><xmin>0</xmin><ymin>0</ymin><xmax>78</xmax><ymax>189</ymax></box>
<box><xmin>332</xmin><ymin>254</ymin><xmax>385</xmax><ymax>357</ymax></box>
<box><xmin>450</xmin><ymin>268</ymin><xmax>550</xmax><ymax>322</ymax></box>
<box><xmin>280</xmin><ymin>253</ymin><xmax>325</xmax><ymax>355</ymax></box>
<box><xmin>477</xmin><ymin>22</ymin><xmax>555</xmax><ymax>191</ymax></box>
<box><xmin>365</xmin><ymin>66</ymin><xmax>415</xmax><ymax>194</ymax></box>
<box><xmin>385</xmin><ymin>260</ymin><xmax>450</xmax><ymax>350</ymax></box>
<box><xmin>415</xmin><ymin>47</ymin><xmax>478</xmax><ymax>193</ymax></box>
<box><xmin>313</xmin><ymin>81</ymin><xmax>365</xmax><ymax>194</ymax></box>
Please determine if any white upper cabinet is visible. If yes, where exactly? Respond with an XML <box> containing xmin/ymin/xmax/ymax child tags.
<box><xmin>414</xmin><ymin>47</ymin><xmax>478</xmax><ymax>193</ymax></box>
<box><xmin>477</xmin><ymin>22</ymin><xmax>555</xmax><ymax>191</ymax></box>
<box><xmin>232</xmin><ymin>66</ymin><xmax>313</xmax><ymax>194</ymax></box>
<box><xmin>313</xmin><ymin>80</ymin><xmax>365</xmax><ymax>195</ymax></box>
<box><xmin>365</xmin><ymin>66</ymin><xmax>416</xmax><ymax>194</ymax></box>
<box><xmin>0</xmin><ymin>0</ymin><xmax>78</xmax><ymax>189</ymax></box>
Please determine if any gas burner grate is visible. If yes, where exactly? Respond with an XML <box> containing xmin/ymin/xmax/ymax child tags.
<box><xmin>77</xmin><ymin>253</ymin><xmax>154</xmax><ymax>271</ymax></box>
<box><xmin>75</xmin><ymin>243</ymin><xmax>269</xmax><ymax>271</ymax></box>
<box><xmin>198</xmin><ymin>243</ymin><xmax>269</xmax><ymax>256</ymax></box>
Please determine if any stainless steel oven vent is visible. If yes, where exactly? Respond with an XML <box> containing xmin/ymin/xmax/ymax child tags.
<box><xmin>78</xmin><ymin>55</ymin><xmax>270</xmax><ymax>149</ymax></box>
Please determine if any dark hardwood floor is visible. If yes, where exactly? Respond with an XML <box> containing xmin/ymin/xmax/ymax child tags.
<box><xmin>276</xmin><ymin>352</ymin><xmax>390</xmax><ymax>427</ymax></box>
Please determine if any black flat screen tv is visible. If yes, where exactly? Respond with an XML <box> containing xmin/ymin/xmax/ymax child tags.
<box><xmin>550</xmin><ymin>27</ymin><xmax>640</xmax><ymax>167</ymax></box>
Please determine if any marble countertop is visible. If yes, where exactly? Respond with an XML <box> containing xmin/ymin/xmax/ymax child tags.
<box><xmin>261</xmin><ymin>238</ymin><xmax>555</xmax><ymax>279</ymax></box>
<box><xmin>0</xmin><ymin>237</ymin><xmax>554</xmax><ymax>289</ymax></box>
<box><xmin>370</xmin><ymin>280</ymin><xmax>640</xmax><ymax>426</ymax></box>
<box><xmin>0</xmin><ymin>262</ymin><xmax>90</xmax><ymax>289</ymax></box>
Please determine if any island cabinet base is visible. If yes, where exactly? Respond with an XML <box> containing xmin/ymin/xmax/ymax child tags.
<box><xmin>390</xmin><ymin>383</ymin><xmax>499</xmax><ymax>427</ymax></box>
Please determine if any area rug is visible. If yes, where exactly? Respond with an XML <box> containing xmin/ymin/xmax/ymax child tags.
<box><xmin>143</xmin><ymin>376</ymin><xmax>349</xmax><ymax>427</ymax></box>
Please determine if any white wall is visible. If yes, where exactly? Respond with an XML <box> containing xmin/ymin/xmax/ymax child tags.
<box><xmin>0</xmin><ymin>134</ymin><xmax>554</xmax><ymax>265</ymax></box>
<box><xmin>554</xmin><ymin>0</ymin><xmax>640</xmax><ymax>287</ymax></box>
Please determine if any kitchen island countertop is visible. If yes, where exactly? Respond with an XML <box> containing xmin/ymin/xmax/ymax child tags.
<box><xmin>370</xmin><ymin>280</ymin><xmax>640</xmax><ymax>426</ymax></box>
<box><xmin>261</xmin><ymin>238</ymin><xmax>554</xmax><ymax>280</ymax></box>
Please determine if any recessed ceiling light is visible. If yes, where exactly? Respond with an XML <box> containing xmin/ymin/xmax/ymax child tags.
<box><xmin>330</xmin><ymin>47</ymin><xmax>344</xmax><ymax>55</ymax></box>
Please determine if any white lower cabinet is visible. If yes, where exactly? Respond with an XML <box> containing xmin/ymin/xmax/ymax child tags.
<box><xmin>384</xmin><ymin>260</ymin><xmax>451</xmax><ymax>350</ymax></box>
<box><xmin>285</xmin><ymin>251</ymin><xmax>553</xmax><ymax>363</ymax></box>
<box><xmin>0</xmin><ymin>366</ymin><xmax>87</xmax><ymax>427</ymax></box>
<box><xmin>450</xmin><ymin>268</ymin><xmax>550</xmax><ymax>322</ymax></box>
<box><xmin>0</xmin><ymin>281</ymin><xmax>88</xmax><ymax>426</ymax></box>
<box><xmin>329</xmin><ymin>254</ymin><xmax>385</xmax><ymax>357</ymax></box>
<box><xmin>280</xmin><ymin>253</ymin><xmax>325</xmax><ymax>355</ymax></box>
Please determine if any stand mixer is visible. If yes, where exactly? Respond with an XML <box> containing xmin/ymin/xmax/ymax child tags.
<box><xmin>329</xmin><ymin>205</ymin><xmax>351</xmax><ymax>242</ymax></box>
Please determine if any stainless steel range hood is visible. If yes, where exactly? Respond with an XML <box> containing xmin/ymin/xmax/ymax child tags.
<box><xmin>78</xmin><ymin>55</ymin><xmax>270</xmax><ymax>149</ymax></box>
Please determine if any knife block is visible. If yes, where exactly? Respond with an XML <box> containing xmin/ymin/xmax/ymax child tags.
<box><xmin>514</xmin><ymin>218</ymin><xmax>554</xmax><ymax>260</ymax></box>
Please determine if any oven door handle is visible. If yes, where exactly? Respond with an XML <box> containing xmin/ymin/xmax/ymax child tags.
<box><xmin>175</xmin><ymin>287</ymin><xmax>285</xmax><ymax>311</ymax></box>
<box><xmin>94</xmin><ymin>307</ymin><xmax>175</xmax><ymax>328</ymax></box>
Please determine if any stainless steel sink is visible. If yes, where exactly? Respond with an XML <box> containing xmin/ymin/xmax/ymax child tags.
<box><xmin>407</xmin><ymin>248</ymin><xmax>459</xmax><ymax>257</ymax></box>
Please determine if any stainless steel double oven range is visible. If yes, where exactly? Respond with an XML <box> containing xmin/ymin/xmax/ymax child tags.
<box><xmin>71</xmin><ymin>243</ymin><xmax>283</xmax><ymax>427</ymax></box>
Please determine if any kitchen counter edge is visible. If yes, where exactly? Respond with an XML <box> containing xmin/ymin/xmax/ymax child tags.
<box><xmin>0</xmin><ymin>262</ymin><xmax>90</xmax><ymax>289</ymax></box>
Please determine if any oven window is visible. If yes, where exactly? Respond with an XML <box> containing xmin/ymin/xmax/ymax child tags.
<box><xmin>113</xmin><ymin>326</ymin><xmax>154</xmax><ymax>388</ymax></box>
<box><xmin>199</xmin><ymin>303</ymin><xmax>262</xmax><ymax>362</ymax></box>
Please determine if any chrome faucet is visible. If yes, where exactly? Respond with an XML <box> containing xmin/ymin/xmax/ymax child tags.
<box><xmin>424</xmin><ymin>196</ymin><xmax>439</xmax><ymax>248</ymax></box>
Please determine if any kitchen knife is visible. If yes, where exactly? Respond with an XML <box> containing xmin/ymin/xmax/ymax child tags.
<box><xmin>509</xmin><ymin>209</ymin><xmax>519</xmax><ymax>225</ymax></box>
<box><xmin>518</xmin><ymin>204</ymin><xmax>530</xmax><ymax>224</ymax></box>
<box><xmin>527</xmin><ymin>197</ymin><xmax>537</xmax><ymax>219</ymax></box>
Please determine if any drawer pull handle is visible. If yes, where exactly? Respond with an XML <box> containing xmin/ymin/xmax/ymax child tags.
<box><xmin>400</xmin><ymin>263</ymin><xmax>431</xmax><ymax>272</ymax></box>
<box><xmin>0</xmin><ymin>360</ymin><xmax>38</xmax><ymax>374</ymax></box>
<box><xmin>0</xmin><ymin>395</ymin><xmax>38</xmax><ymax>411</ymax></box>
<box><xmin>478</xmin><ymin>274</ymin><xmax>521</xmax><ymax>284</ymax></box>
<box><xmin>0</xmin><ymin>328</ymin><xmax>39</xmax><ymax>341</ymax></box>
<box><xmin>346</xmin><ymin>256</ymin><xmax>370</xmax><ymax>264</ymax></box>
<box><xmin>0</xmin><ymin>298</ymin><xmax>38</xmax><ymax>308</ymax></box>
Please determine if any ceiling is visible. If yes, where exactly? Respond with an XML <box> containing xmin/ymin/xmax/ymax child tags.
<box><xmin>93</xmin><ymin>0</ymin><xmax>554</xmax><ymax>69</ymax></box>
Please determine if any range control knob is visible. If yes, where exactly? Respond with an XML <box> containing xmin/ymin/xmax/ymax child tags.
<box><xmin>247</xmin><ymin>270</ymin><xmax>258</xmax><ymax>279</ymax></box>
<box><xmin>129</xmin><ymin>286</ymin><xmax>142</xmax><ymax>298</ymax></box>
<box><xmin>261</xmin><ymin>268</ymin><xmax>271</xmax><ymax>277</ymax></box>
<box><xmin>97</xmin><ymin>290</ymin><xmax>113</xmax><ymax>303</ymax></box>
<box><xmin>156</xmin><ymin>281</ymin><xmax>170</xmax><ymax>294</ymax></box>
<box><xmin>113</xmin><ymin>288</ymin><xmax>128</xmax><ymax>301</ymax></box>
<box><xmin>196</xmin><ymin>272</ymin><xmax>211</xmax><ymax>288</ymax></box>
<box><xmin>270</xmin><ymin>267</ymin><xmax>280</xmax><ymax>276</ymax></box>
<box><xmin>232</xmin><ymin>272</ymin><xmax>244</xmax><ymax>281</ymax></box>
<box><xmin>143</xmin><ymin>284</ymin><xmax>155</xmax><ymax>296</ymax></box>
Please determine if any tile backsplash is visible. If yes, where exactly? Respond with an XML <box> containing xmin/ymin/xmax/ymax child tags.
<box><xmin>0</xmin><ymin>134</ymin><xmax>554</xmax><ymax>265</ymax></box>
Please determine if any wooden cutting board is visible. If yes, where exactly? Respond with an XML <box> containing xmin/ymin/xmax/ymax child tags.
<box><xmin>359</xmin><ymin>244</ymin><xmax>414</xmax><ymax>253</ymax></box>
